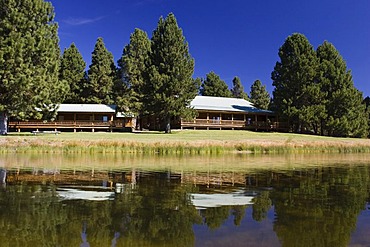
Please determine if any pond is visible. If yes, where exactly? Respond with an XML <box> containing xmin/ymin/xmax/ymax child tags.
<box><xmin>0</xmin><ymin>153</ymin><xmax>370</xmax><ymax>247</ymax></box>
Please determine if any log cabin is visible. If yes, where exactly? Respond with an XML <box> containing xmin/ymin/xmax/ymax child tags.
<box><xmin>181</xmin><ymin>96</ymin><xmax>285</xmax><ymax>131</ymax></box>
<box><xmin>9</xmin><ymin>104</ymin><xmax>134</xmax><ymax>132</ymax></box>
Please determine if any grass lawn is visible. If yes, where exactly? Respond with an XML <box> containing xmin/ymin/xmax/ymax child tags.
<box><xmin>1</xmin><ymin>130</ymin><xmax>370</xmax><ymax>154</ymax></box>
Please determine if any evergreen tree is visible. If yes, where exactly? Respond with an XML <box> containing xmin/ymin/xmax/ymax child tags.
<box><xmin>271</xmin><ymin>33</ymin><xmax>321</xmax><ymax>133</ymax></box>
<box><xmin>250</xmin><ymin>80</ymin><xmax>270</xmax><ymax>110</ymax></box>
<box><xmin>0</xmin><ymin>0</ymin><xmax>67</xmax><ymax>134</ymax></box>
<box><xmin>117</xmin><ymin>28</ymin><xmax>151</xmax><ymax>129</ymax></box>
<box><xmin>200</xmin><ymin>71</ymin><xmax>232</xmax><ymax>97</ymax></box>
<box><xmin>364</xmin><ymin>96</ymin><xmax>370</xmax><ymax>109</ymax></box>
<box><xmin>364</xmin><ymin>96</ymin><xmax>370</xmax><ymax>137</ymax></box>
<box><xmin>230</xmin><ymin>76</ymin><xmax>248</xmax><ymax>100</ymax></box>
<box><xmin>146</xmin><ymin>13</ymin><xmax>197</xmax><ymax>133</ymax></box>
<box><xmin>85</xmin><ymin>37</ymin><xmax>116</xmax><ymax>104</ymax></box>
<box><xmin>317</xmin><ymin>41</ymin><xmax>368</xmax><ymax>137</ymax></box>
<box><xmin>60</xmin><ymin>43</ymin><xmax>86</xmax><ymax>103</ymax></box>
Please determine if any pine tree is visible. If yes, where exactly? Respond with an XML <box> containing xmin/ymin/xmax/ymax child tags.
<box><xmin>0</xmin><ymin>0</ymin><xmax>68</xmax><ymax>134</ymax></box>
<box><xmin>364</xmin><ymin>96</ymin><xmax>370</xmax><ymax>137</ymax></box>
<box><xmin>60</xmin><ymin>43</ymin><xmax>86</xmax><ymax>103</ymax></box>
<box><xmin>200</xmin><ymin>71</ymin><xmax>232</xmax><ymax>97</ymax></box>
<box><xmin>146</xmin><ymin>13</ymin><xmax>197</xmax><ymax>133</ymax></box>
<box><xmin>230</xmin><ymin>76</ymin><xmax>248</xmax><ymax>100</ymax></box>
<box><xmin>250</xmin><ymin>80</ymin><xmax>270</xmax><ymax>110</ymax></box>
<box><xmin>117</xmin><ymin>28</ymin><xmax>151</xmax><ymax>129</ymax></box>
<box><xmin>317</xmin><ymin>41</ymin><xmax>368</xmax><ymax>137</ymax></box>
<box><xmin>85</xmin><ymin>37</ymin><xmax>116</xmax><ymax>104</ymax></box>
<box><xmin>271</xmin><ymin>33</ymin><xmax>320</xmax><ymax>133</ymax></box>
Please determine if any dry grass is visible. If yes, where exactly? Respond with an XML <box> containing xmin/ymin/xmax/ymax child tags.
<box><xmin>1</xmin><ymin>130</ymin><xmax>370</xmax><ymax>154</ymax></box>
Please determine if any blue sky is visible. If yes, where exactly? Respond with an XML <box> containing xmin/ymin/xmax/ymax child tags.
<box><xmin>50</xmin><ymin>0</ymin><xmax>370</xmax><ymax>97</ymax></box>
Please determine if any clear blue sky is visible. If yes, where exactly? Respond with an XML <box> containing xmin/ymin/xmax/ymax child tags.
<box><xmin>50</xmin><ymin>0</ymin><xmax>370</xmax><ymax>97</ymax></box>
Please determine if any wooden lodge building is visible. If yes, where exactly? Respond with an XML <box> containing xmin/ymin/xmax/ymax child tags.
<box><xmin>180</xmin><ymin>96</ymin><xmax>284</xmax><ymax>131</ymax></box>
<box><xmin>9</xmin><ymin>104</ymin><xmax>134</xmax><ymax>132</ymax></box>
<box><xmin>9</xmin><ymin>96</ymin><xmax>286</xmax><ymax>133</ymax></box>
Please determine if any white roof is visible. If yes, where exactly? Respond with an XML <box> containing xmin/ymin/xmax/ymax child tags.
<box><xmin>57</xmin><ymin>187</ymin><xmax>115</xmax><ymax>201</ymax></box>
<box><xmin>116</xmin><ymin>111</ymin><xmax>135</xmax><ymax>118</ymax></box>
<box><xmin>190</xmin><ymin>96</ymin><xmax>273</xmax><ymax>114</ymax></box>
<box><xmin>190</xmin><ymin>191</ymin><xmax>254</xmax><ymax>209</ymax></box>
<box><xmin>57</xmin><ymin>104</ymin><xmax>116</xmax><ymax>113</ymax></box>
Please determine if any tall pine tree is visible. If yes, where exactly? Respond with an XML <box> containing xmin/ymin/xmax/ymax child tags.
<box><xmin>250</xmin><ymin>80</ymin><xmax>270</xmax><ymax>110</ymax></box>
<box><xmin>60</xmin><ymin>43</ymin><xmax>86</xmax><ymax>103</ymax></box>
<box><xmin>230</xmin><ymin>76</ymin><xmax>248</xmax><ymax>100</ymax></box>
<box><xmin>317</xmin><ymin>41</ymin><xmax>368</xmax><ymax>137</ymax></box>
<box><xmin>146</xmin><ymin>13</ymin><xmax>197</xmax><ymax>133</ymax></box>
<box><xmin>85</xmin><ymin>37</ymin><xmax>116</xmax><ymax>104</ymax></box>
<box><xmin>271</xmin><ymin>33</ymin><xmax>320</xmax><ymax>133</ymax></box>
<box><xmin>200</xmin><ymin>71</ymin><xmax>232</xmax><ymax>97</ymax></box>
<box><xmin>117</xmin><ymin>28</ymin><xmax>151</xmax><ymax>129</ymax></box>
<box><xmin>0</xmin><ymin>0</ymin><xmax>67</xmax><ymax>134</ymax></box>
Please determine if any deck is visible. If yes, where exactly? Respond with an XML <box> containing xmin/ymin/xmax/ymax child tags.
<box><xmin>181</xmin><ymin>119</ymin><xmax>288</xmax><ymax>131</ymax></box>
<box><xmin>9</xmin><ymin>120</ymin><xmax>131</xmax><ymax>132</ymax></box>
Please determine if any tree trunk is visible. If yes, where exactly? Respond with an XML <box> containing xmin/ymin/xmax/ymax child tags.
<box><xmin>165</xmin><ymin>116</ymin><xmax>171</xmax><ymax>134</ymax></box>
<box><xmin>320</xmin><ymin>119</ymin><xmax>324</xmax><ymax>136</ymax></box>
<box><xmin>0</xmin><ymin>112</ymin><xmax>8</xmax><ymax>135</ymax></box>
<box><xmin>312</xmin><ymin>123</ymin><xmax>318</xmax><ymax>135</ymax></box>
<box><xmin>135</xmin><ymin>116</ymin><xmax>141</xmax><ymax>131</ymax></box>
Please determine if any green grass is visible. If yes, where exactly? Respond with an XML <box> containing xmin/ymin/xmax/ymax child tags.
<box><xmin>1</xmin><ymin>130</ymin><xmax>370</xmax><ymax>154</ymax></box>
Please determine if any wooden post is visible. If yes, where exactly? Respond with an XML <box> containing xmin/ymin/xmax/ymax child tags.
<box><xmin>255</xmin><ymin>115</ymin><xmax>258</xmax><ymax>131</ymax></box>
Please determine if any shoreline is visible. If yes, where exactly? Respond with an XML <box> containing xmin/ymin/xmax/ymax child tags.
<box><xmin>1</xmin><ymin>130</ymin><xmax>370</xmax><ymax>154</ymax></box>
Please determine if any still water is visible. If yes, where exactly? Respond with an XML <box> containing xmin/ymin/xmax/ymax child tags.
<box><xmin>1</xmin><ymin>153</ymin><xmax>370</xmax><ymax>247</ymax></box>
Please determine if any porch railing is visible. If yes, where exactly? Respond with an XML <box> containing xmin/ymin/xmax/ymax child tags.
<box><xmin>9</xmin><ymin>120</ymin><xmax>117</xmax><ymax>128</ymax></box>
<box><xmin>181</xmin><ymin>119</ymin><xmax>288</xmax><ymax>130</ymax></box>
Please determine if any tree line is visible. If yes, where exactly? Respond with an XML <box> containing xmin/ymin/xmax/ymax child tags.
<box><xmin>59</xmin><ymin>24</ymin><xmax>271</xmax><ymax>132</ymax></box>
<box><xmin>0</xmin><ymin>0</ymin><xmax>368</xmax><ymax>136</ymax></box>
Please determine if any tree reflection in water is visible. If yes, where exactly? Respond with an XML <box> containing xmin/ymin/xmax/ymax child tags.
<box><xmin>0</xmin><ymin>164</ymin><xmax>368</xmax><ymax>247</ymax></box>
<box><xmin>270</xmin><ymin>166</ymin><xmax>369</xmax><ymax>247</ymax></box>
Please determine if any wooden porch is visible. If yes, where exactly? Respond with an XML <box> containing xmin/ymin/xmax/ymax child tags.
<box><xmin>181</xmin><ymin>119</ymin><xmax>286</xmax><ymax>131</ymax></box>
<box><xmin>181</xmin><ymin>111</ymin><xmax>287</xmax><ymax>131</ymax></box>
<box><xmin>9</xmin><ymin>120</ymin><xmax>133</xmax><ymax>132</ymax></box>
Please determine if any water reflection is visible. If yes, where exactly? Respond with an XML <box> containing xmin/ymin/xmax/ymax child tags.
<box><xmin>57</xmin><ymin>186</ymin><xmax>115</xmax><ymax>201</ymax></box>
<box><xmin>0</xmin><ymin>153</ymin><xmax>369</xmax><ymax>246</ymax></box>
<box><xmin>191</xmin><ymin>190</ymin><xmax>254</xmax><ymax>209</ymax></box>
